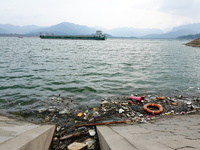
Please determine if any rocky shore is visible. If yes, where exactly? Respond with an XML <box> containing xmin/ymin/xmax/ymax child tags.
<box><xmin>185</xmin><ymin>38</ymin><xmax>200</xmax><ymax>47</ymax></box>
<box><xmin>5</xmin><ymin>94</ymin><xmax>200</xmax><ymax>150</ymax></box>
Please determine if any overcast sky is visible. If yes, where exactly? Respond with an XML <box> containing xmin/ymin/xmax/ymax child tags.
<box><xmin>1</xmin><ymin>0</ymin><xmax>200</xmax><ymax>31</ymax></box>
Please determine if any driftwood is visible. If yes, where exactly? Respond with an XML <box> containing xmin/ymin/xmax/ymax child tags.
<box><xmin>75</xmin><ymin>120</ymin><xmax>128</xmax><ymax>127</ymax></box>
<box><xmin>60</xmin><ymin>132</ymin><xmax>82</xmax><ymax>140</ymax></box>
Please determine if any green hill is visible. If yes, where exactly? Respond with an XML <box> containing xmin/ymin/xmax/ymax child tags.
<box><xmin>185</xmin><ymin>38</ymin><xmax>200</xmax><ymax>47</ymax></box>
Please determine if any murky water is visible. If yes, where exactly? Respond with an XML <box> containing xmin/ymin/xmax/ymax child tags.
<box><xmin>0</xmin><ymin>37</ymin><xmax>200</xmax><ymax>113</ymax></box>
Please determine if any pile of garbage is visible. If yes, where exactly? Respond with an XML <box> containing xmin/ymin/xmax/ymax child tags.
<box><xmin>27</xmin><ymin>94</ymin><xmax>199</xmax><ymax>150</ymax></box>
<box><xmin>9</xmin><ymin>94</ymin><xmax>200</xmax><ymax>150</ymax></box>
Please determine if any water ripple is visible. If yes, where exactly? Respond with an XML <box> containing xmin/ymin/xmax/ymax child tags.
<box><xmin>0</xmin><ymin>38</ymin><xmax>200</xmax><ymax>111</ymax></box>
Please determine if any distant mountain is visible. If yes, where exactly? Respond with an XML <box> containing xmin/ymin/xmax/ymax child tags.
<box><xmin>178</xmin><ymin>33</ymin><xmax>200</xmax><ymax>39</ymax></box>
<box><xmin>0</xmin><ymin>24</ymin><xmax>40</xmax><ymax>34</ymax></box>
<box><xmin>141</xmin><ymin>29</ymin><xmax>198</xmax><ymax>39</ymax></box>
<box><xmin>106</xmin><ymin>27</ymin><xmax>163</xmax><ymax>37</ymax></box>
<box><xmin>0</xmin><ymin>28</ymin><xmax>7</xmax><ymax>34</ymax></box>
<box><xmin>0</xmin><ymin>22</ymin><xmax>163</xmax><ymax>37</ymax></box>
<box><xmin>141</xmin><ymin>23</ymin><xmax>200</xmax><ymax>39</ymax></box>
<box><xmin>172</xmin><ymin>23</ymin><xmax>200</xmax><ymax>33</ymax></box>
<box><xmin>1</xmin><ymin>22</ymin><xmax>200</xmax><ymax>39</ymax></box>
<box><xmin>29</xmin><ymin>22</ymin><xmax>97</xmax><ymax>35</ymax></box>
<box><xmin>33</xmin><ymin>22</ymin><xmax>200</xmax><ymax>38</ymax></box>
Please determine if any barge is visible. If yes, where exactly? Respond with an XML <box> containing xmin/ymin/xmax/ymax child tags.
<box><xmin>40</xmin><ymin>30</ymin><xmax>106</xmax><ymax>40</ymax></box>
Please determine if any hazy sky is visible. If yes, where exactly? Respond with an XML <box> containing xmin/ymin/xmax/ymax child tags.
<box><xmin>1</xmin><ymin>0</ymin><xmax>200</xmax><ymax>30</ymax></box>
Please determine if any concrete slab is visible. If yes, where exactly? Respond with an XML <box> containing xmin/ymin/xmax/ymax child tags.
<box><xmin>0</xmin><ymin>116</ymin><xmax>39</xmax><ymax>143</ymax></box>
<box><xmin>97</xmin><ymin>125</ymin><xmax>137</xmax><ymax>150</ymax></box>
<box><xmin>97</xmin><ymin>114</ymin><xmax>200</xmax><ymax>150</ymax></box>
<box><xmin>0</xmin><ymin>116</ymin><xmax>55</xmax><ymax>150</ymax></box>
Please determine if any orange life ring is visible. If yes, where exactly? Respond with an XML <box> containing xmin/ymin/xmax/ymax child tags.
<box><xmin>143</xmin><ymin>103</ymin><xmax>163</xmax><ymax>115</ymax></box>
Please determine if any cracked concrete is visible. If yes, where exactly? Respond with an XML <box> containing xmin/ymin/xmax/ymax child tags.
<box><xmin>97</xmin><ymin>114</ymin><xmax>200</xmax><ymax>150</ymax></box>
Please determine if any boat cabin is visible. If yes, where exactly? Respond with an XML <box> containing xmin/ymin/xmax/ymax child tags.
<box><xmin>96</xmin><ymin>30</ymin><xmax>104</xmax><ymax>37</ymax></box>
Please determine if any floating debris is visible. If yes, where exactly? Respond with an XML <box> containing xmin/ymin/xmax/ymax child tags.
<box><xmin>77</xmin><ymin>112</ymin><xmax>83</xmax><ymax>117</ymax></box>
<box><xmin>7</xmin><ymin>94</ymin><xmax>200</xmax><ymax>150</ymax></box>
<box><xmin>128</xmin><ymin>96</ymin><xmax>145</xmax><ymax>102</ymax></box>
<box><xmin>67</xmin><ymin>142</ymin><xmax>87</xmax><ymax>150</ymax></box>
<box><xmin>156</xmin><ymin>96</ymin><xmax>165</xmax><ymax>100</ymax></box>
<box><xmin>88</xmin><ymin>129</ymin><xmax>96</xmax><ymax>136</ymax></box>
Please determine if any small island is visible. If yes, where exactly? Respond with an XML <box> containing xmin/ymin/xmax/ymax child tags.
<box><xmin>185</xmin><ymin>38</ymin><xmax>200</xmax><ymax>47</ymax></box>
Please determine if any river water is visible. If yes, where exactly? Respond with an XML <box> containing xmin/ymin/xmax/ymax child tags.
<box><xmin>0</xmin><ymin>37</ymin><xmax>200</xmax><ymax>113</ymax></box>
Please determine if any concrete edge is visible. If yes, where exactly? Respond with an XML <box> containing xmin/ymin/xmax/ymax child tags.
<box><xmin>96</xmin><ymin>126</ymin><xmax>135</xmax><ymax>150</ymax></box>
<box><xmin>0</xmin><ymin>125</ymin><xmax>55</xmax><ymax>150</ymax></box>
<box><xmin>96</xmin><ymin>126</ymin><xmax>111</xmax><ymax>150</ymax></box>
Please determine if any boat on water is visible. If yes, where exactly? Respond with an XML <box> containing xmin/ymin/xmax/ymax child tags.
<box><xmin>40</xmin><ymin>30</ymin><xmax>106</xmax><ymax>40</ymax></box>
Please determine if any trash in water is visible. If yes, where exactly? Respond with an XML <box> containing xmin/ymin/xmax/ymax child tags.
<box><xmin>77</xmin><ymin>112</ymin><xmax>83</xmax><ymax>117</ymax></box>
<box><xmin>128</xmin><ymin>96</ymin><xmax>145</xmax><ymax>102</ymax></box>
<box><xmin>67</xmin><ymin>142</ymin><xmax>87</xmax><ymax>150</ymax></box>
<box><xmin>17</xmin><ymin>94</ymin><xmax>199</xmax><ymax>150</ymax></box>
<box><xmin>84</xmin><ymin>138</ymin><xmax>96</xmax><ymax>150</ymax></box>
<box><xmin>156</xmin><ymin>96</ymin><xmax>165</xmax><ymax>100</ymax></box>
<box><xmin>89</xmin><ymin>129</ymin><xmax>96</xmax><ymax>136</ymax></box>
<box><xmin>119</xmin><ymin>108</ymin><xmax>125</xmax><ymax>114</ymax></box>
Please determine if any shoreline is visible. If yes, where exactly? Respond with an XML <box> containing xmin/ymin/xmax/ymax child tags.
<box><xmin>1</xmin><ymin>94</ymin><xmax>199</xmax><ymax>149</ymax></box>
<box><xmin>1</xmin><ymin>112</ymin><xmax>199</xmax><ymax>150</ymax></box>
<box><xmin>185</xmin><ymin>38</ymin><xmax>200</xmax><ymax>47</ymax></box>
